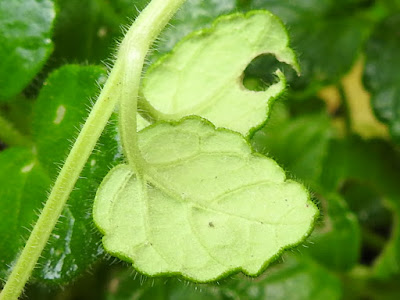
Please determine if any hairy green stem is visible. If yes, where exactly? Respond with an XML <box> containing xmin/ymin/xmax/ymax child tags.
<box><xmin>118</xmin><ymin>0</ymin><xmax>186</xmax><ymax>171</ymax></box>
<box><xmin>0</xmin><ymin>0</ymin><xmax>185</xmax><ymax>299</ymax></box>
<box><xmin>0</xmin><ymin>113</ymin><xmax>31</xmax><ymax>147</ymax></box>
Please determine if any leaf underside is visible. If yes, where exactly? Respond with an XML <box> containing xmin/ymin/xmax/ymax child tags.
<box><xmin>141</xmin><ymin>11</ymin><xmax>299</xmax><ymax>136</ymax></box>
<box><xmin>93</xmin><ymin>118</ymin><xmax>317</xmax><ymax>282</ymax></box>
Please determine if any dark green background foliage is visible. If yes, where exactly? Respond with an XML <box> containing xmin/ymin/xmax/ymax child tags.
<box><xmin>0</xmin><ymin>0</ymin><xmax>400</xmax><ymax>299</ymax></box>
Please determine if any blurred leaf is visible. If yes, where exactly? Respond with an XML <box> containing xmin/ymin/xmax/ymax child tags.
<box><xmin>319</xmin><ymin>138</ymin><xmax>400</xmax><ymax>196</ymax></box>
<box><xmin>320</xmin><ymin>137</ymin><xmax>400</xmax><ymax>278</ymax></box>
<box><xmin>245</xmin><ymin>0</ymin><xmax>372</xmax><ymax>91</ymax></box>
<box><xmin>341</xmin><ymin>181</ymin><xmax>392</xmax><ymax>266</ymax></box>
<box><xmin>307</xmin><ymin>193</ymin><xmax>361</xmax><ymax>271</ymax></box>
<box><xmin>0</xmin><ymin>95</ymin><xmax>34</xmax><ymax>136</ymax></box>
<box><xmin>340</xmin><ymin>59</ymin><xmax>389</xmax><ymax>139</ymax></box>
<box><xmin>341</xmin><ymin>265</ymin><xmax>400</xmax><ymax>300</ymax></box>
<box><xmin>51</xmin><ymin>0</ymin><xmax>149</xmax><ymax>64</ymax></box>
<box><xmin>258</xmin><ymin>254</ymin><xmax>342</xmax><ymax>300</ymax></box>
<box><xmin>0</xmin><ymin>148</ymin><xmax>51</xmax><ymax>280</ymax></box>
<box><xmin>0</xmin><ymin>112</ymin><xmax>31</xmax><ymax>147</ymax></box>
<box><xmin>341</xmin><ymin>180</ymin><xmax>391</xmax><ymax>235</ymax></box>
<box><xmin>0</xmin><ymin>0</ymin><xmax>55</xmax><ymax>101</ymax></box>
<box><xmin>106</xmin><ymin>254</ymin><xmax>341</xmax><ymax>300</ymax></box>
<box><xmin>374</xmin><ymin>220</ymin><xmax>400</xmax><ymax>279</ymax></box>
<box><xmin>252</xmin><ymin>111</ymin><xmax>333</xmax><ymax>187</ymax></box>
<box><xmin>106</xmin><ymin>271</ymin><xmax>221</xmax><ymax>300</ymax></box>
<box><xmin>51</xmin><ymin>0</ymin><xmax>236</xmax><ymax>65</ymax></box>
<box><xmin>364</xmin><ymin>14</ymin><xmax>400</xmax><ymax>142</ymax></box>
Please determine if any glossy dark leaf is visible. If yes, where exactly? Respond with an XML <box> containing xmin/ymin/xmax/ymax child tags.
<box><xmin>0</xmin><ymin>0</ymin><xmax>55</xmax><ymax>101</ymax></box>
<box><xmin>31</xmin><ymin>65</ymin><xmax>122</xmax><ymax>283</ymax></box>
<box><xmin>33</xmin><ymin>117</ymin><xmax>121</xmax><ymax>283</ymax></box>
<box><xmin>0</xmin><ymin>65</ymin><xmax>122</xmax><ymax>284</ymax></box>
<box><xmin>320</xmin><ymin>137</ymin><xmax>400</xmax><ymax>278</ymax></box>
<box><xmin>52</xmin><ymin>0</ymin><xmax>149</xmax><ymax>64</ymax></box>
<box><xmin>105</xmin><ymin>254</ymin><xmax>342</xmax><ymax>300</ymax></box>
<box><xmin>364</xmin><ymin>14</ymin><xmax>400</xmax><ymax>142</ymax></box>
<box><xmin>0</xmin><ymin>148</ymin><xmax>51</xmax><ymax>281</ymax></box>
<box><xmin>33</xmin><ymin>65</ymin><xmax>107</xmax><ymax>179</ymax></box>
<box><xmin>245</xmin><ymin>0</ymin><xmax>372</xmax><ymax>91</ymax></box>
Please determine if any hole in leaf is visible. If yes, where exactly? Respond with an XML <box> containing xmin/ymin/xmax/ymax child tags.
<box><xmin>242</xmin><ymin>54</ymin><xmax>293</xmax><ymax>91</ymax></box>
<box><xmin>341</xmin><ymin>180</ymin><xmax>393</xmax><ymax>266</ymax></box>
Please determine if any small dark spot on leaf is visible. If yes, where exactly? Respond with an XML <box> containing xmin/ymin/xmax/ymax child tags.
<box><xmin>209</xmin><ymin>222</ymin><xmax>214</xmax><ymax>227</ymax></box>
<box><xmin>306</xmin><ymin>204</ymin><xmax>309</xmax><ymax>208</ymax></box>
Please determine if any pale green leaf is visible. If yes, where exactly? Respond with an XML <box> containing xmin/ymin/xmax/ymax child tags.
<box><xmin>93</xmin><ymin>118</ymin><xmax>317</xmax><ymax>282</ymax></box>
<box><xmin>141</xmin><ymin>12</ymin><xmax>299</xmax><ymax>136</ymax></box>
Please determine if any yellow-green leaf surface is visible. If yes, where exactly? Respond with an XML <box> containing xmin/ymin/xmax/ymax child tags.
<box><xmin>93</xmin><ymin>118</ymin><xmax>317</xmax><ymax>282</ymax></box>
<box><xmin>141</xmin><ymin>12</ymin><xmax>299</xmax><ymax>136</ymax></box>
